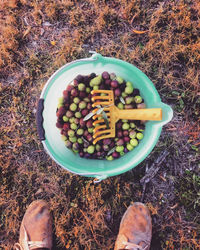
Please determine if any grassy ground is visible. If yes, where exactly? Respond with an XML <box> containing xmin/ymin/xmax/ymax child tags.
<box><xmin>0</xmin><ymin>0</ymin><xmax>200</xmax><ymax>249</ymax></box>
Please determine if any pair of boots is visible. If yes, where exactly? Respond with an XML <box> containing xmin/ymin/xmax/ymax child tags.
<box><xmin>14</xmin><ymin>200</ymin><xmax>152</xmax><ymax>250</ymax></box>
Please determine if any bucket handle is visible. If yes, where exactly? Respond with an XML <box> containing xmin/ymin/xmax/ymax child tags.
<box><xmin>93</xmin><ymin>175</ymin><xmax>108</xmax><ymax>183</ymax></box>
<box><xmin>154</xmin><ymin>102</ymin><xmax>173</xmax><ymax>127</ymax></box>
<box><xmin>36</xmin><ymin>98</ymin><xmax>45</xmax><ymax>141</ymax></box>
<box><xmin>78</xmin><ymin>172</ymin><xmax>108</xmax><ymax>183</ymax></box>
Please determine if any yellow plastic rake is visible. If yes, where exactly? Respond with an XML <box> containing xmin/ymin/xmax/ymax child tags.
<box><xmin>91</xmin><ymin>90</ymin><xmax>162</xmax><ymax>144</ymax></box>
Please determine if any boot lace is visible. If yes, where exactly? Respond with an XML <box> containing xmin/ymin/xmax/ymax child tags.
<box><xmin>122</xmin><ymin>240</ymin><xmax>150</xmax><ymax>250</ymax></box>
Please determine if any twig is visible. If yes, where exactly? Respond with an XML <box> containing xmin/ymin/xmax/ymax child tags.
<box><xmin>80</xmin><ymin>209</ymin><xmax>100</xmax><ymax>246</ymax></box>
<box><xmin>141</xmin><ymin>163</ymin><xmax>148</xmax><ymax>202</ymax></box>
<box><xmin>141</xmin><ymin>182</ymin><xmax>146</xmax><ymax>203</ymax></box>
<box><xmin>140</xmin><ymin>150</ymin><xmax>169</xmax><ymax>186</ymax></box>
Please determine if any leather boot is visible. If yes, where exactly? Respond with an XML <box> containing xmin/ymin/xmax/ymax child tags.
<box><xmin>14</xmin><ymin>200</ymin><xmax>52</xmax><ymax>250</ymax></box>
<box><xmin>114</xmin><ymin>202</ymin><xmax>152</xmax><ymax>250</ymax></box>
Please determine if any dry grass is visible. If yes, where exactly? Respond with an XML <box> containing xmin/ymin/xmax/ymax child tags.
<box><xmin>0</xmin><ymin>0</ymin><xmax>200</xmax><ymax>249</ymax></box>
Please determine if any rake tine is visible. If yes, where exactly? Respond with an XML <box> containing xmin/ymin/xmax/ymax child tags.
<box><xmin>91</xmin><ymin>90</ymin><xmax>112</xmax><ymax>95</ymax></box>
<box><xmin>92</xmin><ymin>95</ymin><xmax>110</xmax><ymax>101</ymax></box>
<box><xmin>93</xmin><ymin>129</ymin><xmax>112</xmax><ymax>138</ymax></box>
<box><xmin>93</xmin><ymin>119</ymin><xmax>110</xmax><ymax>125</ymax></box>
<box><xmin>93</xmin><ymin>125</ymin><xmax>107</xmax><ymax>133</ymax></box>
<box><xmin>93</xmin><ymin>112</ymin><xmax>110</xmax><ymax>120</ymax></box>
<box><xmin>93</xmin><ymin>134</ymin><xmax>113</xmax><ymax>144</ymax></box>
<box><xmin>93</xmin><ymin>108</ymin><xmax>99</xmax><ymax>113</ymax></box>
<box><xmin>93</xmin><ymin>107</ymin><xmax>110</xmax><ymax>115</ymax></box>
<box><xmin>92</xmin><ymin>101</ymin><xmax>110</xmax><ymax>107</ymax></box>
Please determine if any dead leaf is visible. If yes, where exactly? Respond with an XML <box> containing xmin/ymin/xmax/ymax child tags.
<box><xmin>16</xmin><ymin>141</ymin><xmax>22</xmax><ymax>147</ymax></box>
<box><xmin>170</xmin><ymin>203</ymin><xmax>178</xmax><ymax>210</ymax></box>
<box><xmin>35</xmin><ymin>188</ymin><xmax>43</xmax><ymax>196</ymax></box>
<box><xmin>23</xmin><ymin>26</ymin><xmax>31</xmax><ymax>38</ymax></box>
<box><xmin>51</xmin><ymin>41</ymin><xmax>56</xmax><ymax>46</ymax></box>
<box><xmin>133</xmin><ymin>29</ymin><xmax>148</xmax><ymax>34</ymax></box>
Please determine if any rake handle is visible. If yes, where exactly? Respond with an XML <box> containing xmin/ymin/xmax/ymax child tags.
<box><xmin>117</xmin><ymin>108</ymin><xmax>162</xmax><ymax>121</ymax></box>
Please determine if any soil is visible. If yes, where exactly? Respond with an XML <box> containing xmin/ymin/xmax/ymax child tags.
<box><xmin>0</xmin><ymin>0</ymin><xmax>199</xmax><ymax>249</ymax></box>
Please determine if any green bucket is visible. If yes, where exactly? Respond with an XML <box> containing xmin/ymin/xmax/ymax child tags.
<box><xmin>37</xmin><ymin>52</ymin><xmax>173</xmax><ymax>182</ymax></box>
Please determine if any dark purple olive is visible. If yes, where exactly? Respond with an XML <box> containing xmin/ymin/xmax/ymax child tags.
<box><xmin>123</xmin><ymin>130</ymin><xmax>129</xmax><ymax>136</ymax></box>
<box><xmin>133</xmin><ymin>120</ymin><xmax>140</xmax><ymax>126</ymax></box>
<box><xmin>92</xmin><ymin>153</ymin><xmax>98</xmax><ymax>158</ymax></box>
<box><xmin>116</xmin><ymin>139</ymin><xmax>124</xmax><ymax>146</ymax></box>
<box><xmin>117</xmin><ymin>131</ymin><xmax>123</xmax><ymax>137</ymax></box>
<box><xmin>86</xmin><ymin>120</ymin><xmax>93</xmax><ymax>128</ymax></box>
<box><xmin>90</xmin><ymin>73</ymin><xmax>96</xmax><ymax>79</ymax></box>
<box><xmin>136</xmin><ymin>123</ymin><xmax>145</xmax><ymax>130</ymax></box>
<box><xmin>73</xmin><ymin>79</ymin><xmax>79</xmax><ymax>86</ymax></box>
<box><xmin>124</xmin><ymin>136</ymin><xmax>130</xmax><ymax>143</ymax></box>
<box><xmin>110</xmin><ymin>141</ymin><xmax>115</xmax><ymax>148</ymax></box>
<box><xmin>99</xmin><ymin>84</ymin><xmax>106</xmax><ymax>90</ymax></box>
<box><xmin>73</xmin><ymin>142</ymin><xmax>79</xmax><ymax>151</ymax></box>
<box><xmin>64</xmin><ymin>98</ymin><xmax>70</xmax><ymax>105</ymax></box>
<box><xmin>79</xmin><ymin>91</ymin><xmax>86</xmax><ymax>98</ymax></box>
<box><xmin>65</xmin><ymin>140</ymin><xmax>72</xmax><ymax>149</ymax></box>
<box><xmin>57</xmin><ymin>117</ymin><xmax>63</xmax><ymax>123</ymax></box>
<box><xmin>97</xmin><ymin>152</ymin><xmax>102</xmax><ymax>157</ymax></box>
<box><xmin>76</xmin><ymin>74</ymin><xmax>84</xmax><ymax>83</ymax></box>
<box><xmin>61</xmin><ymin>129</ymin><xmax>68</xmax><ymax>136</ymax></box>
<box><xmin>132</xmin><ymin>103</ymin><xmax>137</xmax><ymax>108</ymax></box>
<box><xmin>120</xmin><ymin>83</ymin><xmax>126</xmax><ymax>90</ymax></box>
<box><xmin>64</xmin><ymin>103</ymin><xmax>70</xmax><ymax>109</ymax></box>
<box><xmin>58</xmin><ymin>107</ymin><xmax>66</xmax><ymax>115</ymax></box>
<box><xmin>103</xmin><ymin>138</ymin><xmax>111</xmax><ymax>145</ymax></box>
<box><xmin>66</xmin><ymin>110</ymin><xmax>73</xmax><ymax>118</ymax></box>
<box><xmin>83</xmin><ymin>76</ymin><xmax>90</xmax><ymax>85</ymax></box>
<box><xmin>112</xmin><ymin>152</ymin><xmax>120</xmax><ymax>158</ymax></box>
<box><xmin>132</xmin><ymin>88</ymin><xmax>140</xmax><ymax>96</ymax></box>
<box><xmin>86</xmin><ymin>134</ymin><xmax>93</xmax><ymax>142</ymax></box>
<box><xmin>103</xmin><ymin>145</ymin><xmax>109</xmax><ymax>151</ymax></box>
<box><xmin>63</xmin><ymin>90</ymin><xmax>69</xmax><ymax>98</ymax></box>
<box><xmin>116</xmin><ymin>121</ymin><xmax>123</xmax><ymax>129</ymax></box>
<box><xmin>101</xmin><ymin>152</ymin><xmax>107</xmax><ymax>157</ymax></box>
<box><xmin>66</xmin><ymin>85</ymin><xmax>74</xmax><ymax>92</ymax></box>
<box><xmin>102</xmin><ymin>71</ymin><xmax>110</xmax><ymax>80</ymax></box>
<box><xmin>87</xmin><ymin>103</ymin><xmax>92</xmax><ymax>110</ymax></box>
<box><xmin>71</xmin><ymin>88</ymin><xmax>78</xmax><ymax>97</ymax></box>
<box><xmin>63</xmin><ymin>123</ymin><xmax>70</xmax><ymax>131</ymax></box>
<box><xmin>114</xmin><ymin>88</ymin><xmax>121</xmax><ymax>96</ymax></box>
<box><xmin>111</xmin><ymin>80</ymin><xmax>118</xmax><ymax>88</ymax></box>
<box><xmin>85</xmin><ymin>153</ymin><xmax>92</xmax><ymax>158</ymax></box>
<box><xmin>80</xmin><ymin>118</ymin><xmax>86</xmax><ymax>127</ymax></box>
<box><xmin>56</xmin><ymin>112</ymin><xmax>60</xmax><ymax>118</ymax></box>
<box><xmin>81</xmin><ymin>109</ymin><xmax>88</xmax><ymax>116</ymax></box>
<box><xmin>125</xmin><ymin>104</ymin><xmax>133</xmax><ymax>109</ymax></box>
<box><xmin>137</xmin><ymin>103</ymin><xmax>146</xmax><ymax>109</ymax></box>
<box><xmin>79</xmin><ymin>152</ymin><xmax>84</xmax><ymax>157</ymax></box>
<box><xmin>124</xmin><ymin>148</ymin><xmax>129</xmax><ymax>153</ymax></box>
<box><xmin>74</xmin><ymin>118</ymin><xmax>79</xmax><ymax>125</ymax></box>
<box><xmin>57</xmin><ymin>107</ymin><xmax>66</xmax><ymax>117</ymax></box>
<box><xmin>83</xmin><ymin>130</ymin><xmax>89</xmax><ymax>137</ymax></box>
<box><xmin>105</xmin><ymin>79</ymin><xmax>111</xmax><ymax>86</ymax></box>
